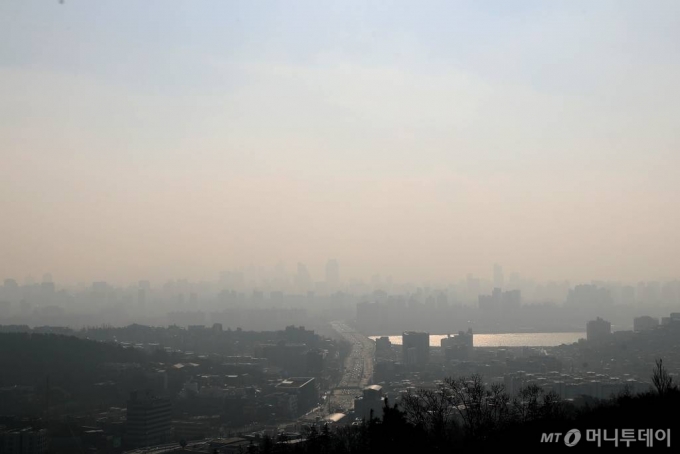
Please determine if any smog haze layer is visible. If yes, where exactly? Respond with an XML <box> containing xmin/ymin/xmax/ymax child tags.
<box><xmin>2</xmin><ymin>1</ymin><xmax>679</xmax><ymax>285</ymax></box>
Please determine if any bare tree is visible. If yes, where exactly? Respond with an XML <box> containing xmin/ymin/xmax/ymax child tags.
<box><xmin>512</xmin><ymin>383</ymin><xmax>542</xmax><ymax>424</ymax></box>
<box><xmin>652</xmin><ymin>358</ymin><xmax>676</xmax><ymax>397</ymax></box>
<box><xmin>540</xmin><ymin>389</ymin><xmax>563</xmax><ymax>420</ymax></box>
<box><xmin>442</xmin><ymin>374</ymin><xmax>511</xmax><ymax>439</ymax></box>
<box><xmin>401</xmin><ymin>374</ymin><xmax>563</xmax><ymax>443</ymax></box>
<box><xmin>401</xmin><ymin>386</ymin><xmax>457</xmax><ymax>443</ymax></box>
<box><xmin>487</xmin><ymin>382</ymin><xmax>512</xmax><ymax>425</ymax></box>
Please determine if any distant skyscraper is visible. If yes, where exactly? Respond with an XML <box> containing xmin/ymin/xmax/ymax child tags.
<box><xmin>295</xmin><ymin>263</ymin><xmax>312</xmax><ymax>292</ymax></box>
<box><xmin>478</xmin><ymin>288</ymin><xmax>520</xmax><ymax>312</ymax></box>
<box><xmin>586</xmin><ymin>317</ymin><xmax>611</xmax><ymax>342</ymax></box>
<box><xmin>478</xmin><ymin>287</ymin><xmax>502</xmax><ymax>311</ymax></box>
<box><xmin>325</xmin><ymin>259</ymin><xmax>339</xmax><ymax>288</ymax></box>
<box><xmin>466</xmin><ymin>274</ymin><xmax>481</xmax><ymax>303</ymax></box>
<box><xmin>567</xmin><ymin>285</ymin><xmax>613</xmax><ymax>308</ymax></box>
<box><xmin>402</xmin><ymin>331</ymin><xmax>430</xmax><ymax>365</ymax></box>
<box><xmin>493</xmin><ymin>264</ymin><xmax>504</xmax><ymax>289</ymax></box>
<box><xmin>633</xmin><ymin>316</ymin><xmax>658</xmax><ymax>332</ymax></box>
<box><xmin>502</xmin><ymin>289</ymin><xmax>521</xmax><ymax>310</ymax></box>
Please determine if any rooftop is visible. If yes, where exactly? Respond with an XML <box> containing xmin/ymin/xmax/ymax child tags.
<box><xmin>325</xmin><ymin>413</ymin><xmax>346</xmax><ymax>423</ymax></box>
<box><xmin>276</xmin><ymin>377</ymin><xmax>315</xmax><ymax>389</ymax></box>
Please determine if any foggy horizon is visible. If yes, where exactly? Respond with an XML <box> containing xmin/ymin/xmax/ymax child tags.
<box><xmin>3</xmin><ymin>262</ymin><xmax>680</xmax><ymax>291</ymax></box>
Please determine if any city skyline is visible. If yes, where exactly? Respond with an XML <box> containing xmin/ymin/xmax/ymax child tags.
<box><xmin>3</xmin><ymin>260</ymin><xmax>680</xmax><ymax>290</ymax></box>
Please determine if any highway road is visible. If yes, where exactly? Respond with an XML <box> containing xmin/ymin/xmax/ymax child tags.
<box><xmin>328</xmin><ymin>321</ymin><xmax>375</xmax><ymax>412</ymax></box>
<box><xmin>271</xmin><ymin>322</ymin><xmax>375</xmax><ymax>433</ymax></box>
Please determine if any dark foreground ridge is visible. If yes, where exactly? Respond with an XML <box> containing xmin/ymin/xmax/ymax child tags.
<box><xmin>251</xmin><ymin>370</ymin><xmax>679</xmax><ymax>453</ymax></box>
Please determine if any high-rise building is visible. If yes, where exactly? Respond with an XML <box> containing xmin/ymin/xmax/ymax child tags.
<box><xmin>478</xmin><ymin>287</ymin><xmax>501</xmax><ymax>311</ymax></box>
<box><xmin>275</xmin><ymin>377</ymin><xmax>318</xmax><ymax>414</ymax></box>
<box><xmin>375</xmin><ymin>336</ymin><xmax>392</xmax><ymax>355</ymax></box>
<box><xmin>502</xmin><ymin>289</ymin><xmax>521</xmax><ymax>310</ymax></box>
<box><xmin>633</xmin><ymin>316</ymin><xmax>659</xmax><ymax>332</ymax></box>
<box><xmin>479</xmin><ymin>288</ymin><xmax>521</xmax><ymax>312</ymax></box>
<box><xmin>306</xmin><ymin>349</ymin><xmax>325</xmax><ymax>377</ymax></box>
<box><xmin>125</xmin><ymin>391</ymin><xmax>172</xmax><ymax>448</ymax></box>
<box><xmin>354</xmin><ymin>385</ymin><xmax>385</xmax><ymax>419</ymax></box>
<box><xmin>0</xmin><ymin>428</ymin><xmax>48</xmax><ymax>454</ymax></box>
<box><xmin>441</xmin><ymin>329</ymin><xmax>473</xmax><ymax>350</ymax></box>
<box><xmin>568</xmin><ymin>285</ymin><xmax>613</xmax><ymax>308</ymax></box>
<box><xmin>441</xmin><ymin>329</ymin><xmax>473</xmax><ymax>360</ymax></box>
<box><xmin>402</xmin><ymin>331</ymin><xmax>430</xmax><ymax>365</ymax></box>
<box><xmin>466</xmin><ymin>274</ymin><xmax>481</xmax><ymax>303</ymax></box>
<box><xmin>586</xmin><ymin>317</ymin><xmax>611</xmax><ymax>342</ymax></box>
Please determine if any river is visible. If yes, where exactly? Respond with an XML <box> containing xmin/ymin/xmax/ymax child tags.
<box><xmin>369</xmin><ymin>332</ymin><xmax>586</xmax><ymax>347</ymax></box>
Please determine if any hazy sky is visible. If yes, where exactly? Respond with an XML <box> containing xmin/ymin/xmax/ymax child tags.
<box><xmin>1</xmin><ymin>1</ymin><xmax>679</xmax><ymax>285</ymax></box>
